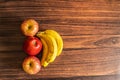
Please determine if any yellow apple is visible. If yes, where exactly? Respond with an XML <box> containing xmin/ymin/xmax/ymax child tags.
<box><xmin>22</xmin><ymin>56</ymin><xmax>41</xmax><ymax>75</ymax></box>
<box><xmin>21</xmin><ymin>19</ymin><xmax>39</xmax><ymax>36</ymax></box>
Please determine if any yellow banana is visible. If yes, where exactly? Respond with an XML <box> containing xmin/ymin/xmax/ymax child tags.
<box><xmin>45</xmin><ymin>30</ymin><xmax>63</xmax><ymax>56</ymax></box>
<box><xmin>40</xmin><ymin>38</ymin><xmax>49</xmax><ymax>67</ymax></box>
<box><xmin>37</xmin><ymin>31</ymin><xmax>58</xmax><ymax>63</ymax></box>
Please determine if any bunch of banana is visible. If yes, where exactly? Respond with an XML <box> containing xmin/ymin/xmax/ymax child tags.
<box><xmin>37</xmin><ymin>30</ymin><xmax>63</xmax><ymax>67</ymax></box>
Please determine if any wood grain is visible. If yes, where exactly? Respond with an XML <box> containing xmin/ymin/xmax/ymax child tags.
<box><xmin>0</xmin><ymin>0</ymin><xmax>120</xmax><ymax>79</ymax></box>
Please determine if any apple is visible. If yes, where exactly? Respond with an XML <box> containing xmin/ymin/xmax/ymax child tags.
<box><xmin>22</xmin><ymin>56</ymin><xmax>41</xmax><ymax>75</ymax></box>
<box><xmin>21</xmin><ymin>19</ymin><xmax>39</xmax><ymax>36</ymax></box>
<box><xmin>23</xmin><ymin>36</ymin><xmax>42</xmax><ymax>56</ymax></box>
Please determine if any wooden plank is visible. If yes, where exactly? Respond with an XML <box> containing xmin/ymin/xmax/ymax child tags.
<box><xmin>0</xmin><ymin>35</ymin><xmax>120</xmax><ymax>51</ymax></box>
<box><xmin>0</xmin><ymin>20</ymin><xmax>120</xmax><ymax>36</ymax></box>
<box><xmin>0</xmin><ymin>0</ymin><xmax>120</xmax><ymax>79</ymax></box>
<box><xmin>0</xmin><ymin>48</ymin><xmax>120</xmax><ymax>79</ymax></box>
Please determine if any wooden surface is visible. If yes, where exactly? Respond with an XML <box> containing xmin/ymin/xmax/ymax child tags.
<box><xmin>0</xmin><ymin>0</ymin><xmax>120</xmax><ymax>80</ymax></box>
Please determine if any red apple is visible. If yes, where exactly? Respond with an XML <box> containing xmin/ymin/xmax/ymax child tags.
<box><xmin>22</xmin><ymin>56</ymin><xmax>41</xmax><ymax>75</ymax></box>
<box><xmin>23</xmin><ymin>37</ymin><xmax>42</xmax><ymax>56</ymax></box>
<box><xmin>21</xmin><ymin>19</ymin><xmax>39</xmax><ymax>36</ymax></box>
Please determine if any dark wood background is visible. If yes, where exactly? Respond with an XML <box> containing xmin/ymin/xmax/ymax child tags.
<box><xmin>0</xmin><ymin>0</ymin><xmax>120</xmax><ymax>80</ymax></box>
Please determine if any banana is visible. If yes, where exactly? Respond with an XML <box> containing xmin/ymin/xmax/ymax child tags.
<box><xmin>37</xmin><ymin>30</ymin><xmax>63</xmax><ymax>67</ymax></box>
<box><xmin>45</xmin><ymin>30</ymin><xmax>63</xmax><ymax>56</ymax></box>
<box><xmin>40</xmin><ymin>38</ymin><xmax>49</xmax><ymax>67</ymax></box>
<box><xmin>37</xmin><ymin>31</ymin><xmax>58</xmax><ymax>64</ymax></box>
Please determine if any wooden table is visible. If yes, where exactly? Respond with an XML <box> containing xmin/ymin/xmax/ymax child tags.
<box><xmin>0</xmin><ymin>0</ymin><xmax>120</xmax><ymax>80</ymax></box>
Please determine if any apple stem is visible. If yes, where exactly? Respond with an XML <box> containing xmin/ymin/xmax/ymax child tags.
<box><xmin>30</xmin><ymin>62</ymin><xmax>32</xmax><ymax>67</ymax></box>
<box><xmin>28</xmin><ymin>25</ymin><xmax>32</xmax><ymax>30</ymax></box>
<box><xmin>33</xmin><ymin>40</ymin><xmax>37</xmax><ymax>46</ymax></box>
